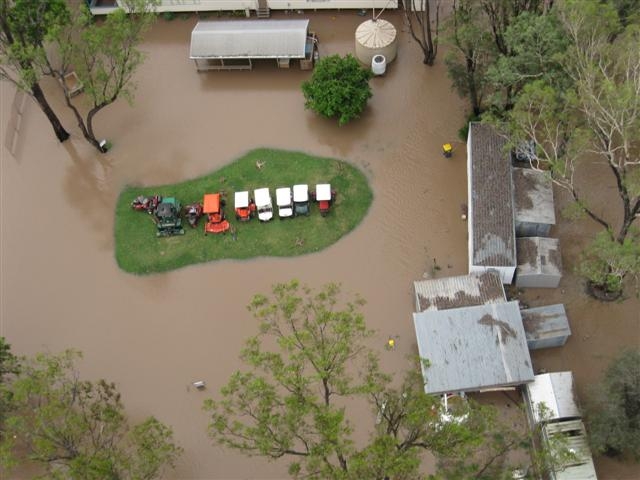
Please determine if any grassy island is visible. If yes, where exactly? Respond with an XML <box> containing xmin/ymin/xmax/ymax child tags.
<box><xmin>115</xmin><ymin>149</ymin><xmax>373</xmax><ymax>274</ymax></box>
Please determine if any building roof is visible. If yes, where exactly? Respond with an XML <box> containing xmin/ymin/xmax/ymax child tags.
<box><xmin>468</xmin><ymin>123</ymin><xmax>516</xmax><ymax>267</ymax></box>
<box><xmin>544</xmin><ymin>420</ymin><xmax>597</xmax><ymax>480</ymax></box>
<box><xmin>413</xmin><ymin>271</ymin><xmax>506</xmax><ymax>312</ymax></box>
<box><xmin>190</xmin><ymin>20</ymin><xmax>309</xmax><ymax>60</ymax></box>
<box><xmin>513</xmin><ymin>167</ymin><xmax>556</xmax><ymax>226</ymax></box>
<box><xmin>516</xmin><ymin>237</ymin><xmax>562</xmax><ymax>276</ymax></box>
<box><xmin>521</xmin><ymin>304</ymin><xmax>571</xmax><ymax>344</ymax></box>
<box><xmin>413</xmin><ymin>301</ymin><xmax>533</xmax><ymax>395</ymax></box>
<box><xmin>526</xmin><ymin>372</ymin><xmax>580</xmax><ymax>423</ymax></box>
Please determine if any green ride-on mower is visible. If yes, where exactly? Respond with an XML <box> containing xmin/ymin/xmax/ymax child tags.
<box><xmin>155</xmin><ymin>197</ymin><xmax>185</xmax><ymax>237</ymax></box>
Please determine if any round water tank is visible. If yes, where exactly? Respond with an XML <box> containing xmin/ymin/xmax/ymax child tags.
<box><xmin>355</xmin><ymin>19</ymin><xmax>398</xmax><ymax>67</ymax></box>
<box><xmin>371</xmin><ymin>54</ymin><xmax>386</xmax><ymax>75</ymax></box>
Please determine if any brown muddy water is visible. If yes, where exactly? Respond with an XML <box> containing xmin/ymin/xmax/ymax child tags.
<box><xmin>1</xmin><ymin>11</ymin><xmax>638</xmax><ymax>480</ymax></box>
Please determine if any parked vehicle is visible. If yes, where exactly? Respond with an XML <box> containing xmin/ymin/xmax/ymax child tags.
<box><xmin>203</xmin><ymin>193</ymin><xmax>230</xmax><ymax>234</ymax></box>
<box><xmin>293</xmin><ymin>184</ymin><xmax>310</xmax><ymax>216</ymax></box>
<box><xmin>254</xmin><ymin>188</ymin><xmax>273</xmax><ymax>222</ymax></box>
<box><xmin>184</xmin><ymin>203</ymin><xmax>204</xmax><ymax>228</ymax></box>
<box><xmin>131</xmin><ymin>194</ymin><xmax>161</xmax><ymax>215</ymax></box>
<box><xmin>155</xmin><ymin>197</ymin><xmax>185</xmax><ymax>237</ymax></box>
<box><xmin>234</xmin><ymin>191</ymin><xmax>255</xmax><ymax>221</ymax></box>
<box><xmin>276</xmin><ymin>187</ymin><xmax>294</xmax><ymax>219</ymax></box>
<box><xmin>313</xmin><ymin>183</ymin><xmax>336</xmax><ymax>216</ymax></box>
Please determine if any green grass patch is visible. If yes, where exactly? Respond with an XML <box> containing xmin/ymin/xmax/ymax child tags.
<box><xmin>115</xmin><ymin>149</ymin><xmax>372</xmax><ymax>274</ymax></box>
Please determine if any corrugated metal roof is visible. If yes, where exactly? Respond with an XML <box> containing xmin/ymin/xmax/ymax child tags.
<box><xmin>413</xmin><ymin>301</ymin><xmax>533</xmax><ymax>395</ymax></box>
<box><xmin>513</xmin><ymin>167</ymin><xmax>556</xmax><ymax>225</ymax></box>
<box><xmin>413</xmin><ymin>271</ymin><xmax>506</xmax><ymax>312</ymax></box>
<box><xmin>521</xmin><ymin>304</ymin><xmax>571</xmax><ymax>343</ymax></box>
<box><xmin>190</xmin><ymin>20</ymin><xmax>309</xmax><ymax>59</ymax></box>
<box><xmin>544</xmin><ymin>420</ymin><xmax>597</xmax><ymax>480</ymax></box>
<box><xmin>516</xmin><ymin>237</ymin><xmax>562</xmax><ymax>276</ymax></box>
<box><xmin>468</xmin><ymin>123</ymin><xmax>516</xmax><ymax>267</ymax></box>
<box><xmin>526</xmin><ymin>372</ymin><xmax>580</xmax><ymax>422</ymax></box>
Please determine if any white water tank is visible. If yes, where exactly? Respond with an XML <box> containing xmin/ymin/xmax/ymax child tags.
<box><xmin>355</xmin><ymin>19</ymin><xmax>398</xmax><ymax>67</ymax></box>
<box><xmin>371</xmin><ymin>54</ymin><xmax>386</xmax><ymax>75</ymax></box>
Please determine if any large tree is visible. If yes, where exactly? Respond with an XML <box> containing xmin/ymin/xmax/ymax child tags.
<box><xmin>585</xmin><ymin>349</ymin><xmax>640</xmax><ymax>460</ymax></box>
<box><xmin>51</xmin><ymin>0</ymin><xmax>157</xmax><ymax>152</ymax></box>
<box><xmin>0</xmin><ymin>349</ymin><xmax>182</xmax><ymax>478</ymax></box>
<box><xmin>0</xmin><ymin>0</ymin><xmax>70</xmax><ymax>142</ymax></box>
<box><xmin>505</xmin><ymin>0</ymin><xmax>640</xmax><ymax>297</ymax></box>
<box><xmin>205</xmin><ymin>281</ymin><xmax>568</xmax><ymax>479</ymax></box>
<box><xmin>401</xmin><ymin>0</ymin><xmax>441</xmax><ymax>66</ymax></box>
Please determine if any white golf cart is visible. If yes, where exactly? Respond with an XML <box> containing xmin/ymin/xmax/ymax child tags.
<box><xmin>234</xmin><ymin>190</ymin><xmax>254</xmax><ymax>221</ymax></box>
<box><xmin>276</xmin><ymin>187</ymin><xmax>294</xmax><ymax>219</ymax></box>
<box><xmin>254</xmin><ymin>188</ymin><xmax>273</xmax><ymax>222</ymax></box>
<box><xmin>293</xmin><ymin>184</ymin><xmax>310</xmax><ymax>216</ymax></box>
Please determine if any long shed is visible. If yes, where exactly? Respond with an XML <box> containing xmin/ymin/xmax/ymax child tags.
<box><xmin>413</xmin><ymin>271</ymin><xmax>506</xmax><ymax>312</ymax></box>
<box><xmin>413</xmin><ymin>301</ymin><xmax>533</xmax><ymax>395</ymax></box>
<box><xmin>190</xmin><ymin>19</ymin><xmax>311</xmax><ymax>71</ymax></box>
<box><xmin>467</xmin><ymin>123</ymin><xmax>517</xmax><ymax>284</ymax></box>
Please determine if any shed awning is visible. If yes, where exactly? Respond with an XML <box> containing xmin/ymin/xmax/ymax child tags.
<box><xmin>190</xmin><ymin>19</ymin><xmax>310</xmax><ymax>60</ymax></box>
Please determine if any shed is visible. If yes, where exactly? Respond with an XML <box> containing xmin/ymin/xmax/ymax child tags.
<box><xmin>544</xmin><ymin>420</ymin><xmax>598</xmax><ymax>480</ymax></box>
<box><xmin>513</xmin><ymin>167</ymin><xmax>555</xmax><ymax>237</ymax></box>
<box><xmin>521</xmin><ymin>304</ymin><xmax>571</xmax><ymax>350</ymax></box>
<box><xmin>524</xmin><ymin>372</ymin><xmax>580</xmax><ymax>423</ymax></box>
<box><xmin>516</xmin><ymin>237</ymin><xmax>563</xmax><ymax>288</ymax></box>
<box><xmin>413</xmin><ymin>301</ymin><xmax>533</xmax><ymax>395</ymax></box>
<box><xmin>467</xmin><ymin>123</ymin><xmax>517</xmax><ymax>284</ymax></box>
<box><xmin>413</xmin><ymin>271</ymin><xmax>506</xmax><ymax>312</ymax></box>
<box><xmin>190</xmin><ymin>19</ymin><xmax>310</xmax><ymax>71</ymax></box>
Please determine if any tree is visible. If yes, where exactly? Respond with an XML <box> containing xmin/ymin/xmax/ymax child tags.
<box><xmin>0</xmin><ymin>337</ymin><xmax>19</xmax><ymax>433</ymax></box>
<box><xmin>585</xmin><ymin>349</ymin><xmax>640</xmax><ymax>460</ymax></box>
<box><xmin>0</xmin><ymin>0</ymin><xmax>71</xmax><ymax>142</ymax></box>
<box><xmin>204</xmin><ymin>281</ymin><xmax>568</xmax><ymax>479</ymax></box>
<box><xmin>401</xmin><ymin>0</ymin><xmax>441</xmax><ymax>66</ymax></box>
<box><xmin>51</xmin><ymin>0</ymin><xmax>157</xmax><ymax>152</ymax></box>
<box><xmin>0</xmin><ymin>349</ymin><xmax>182</xmax><ymax>479</ymax></box>
<box><xmin>445</xmin><ymin>0</ymin><xmax>496</xmax><ymax>116</ymax></box>
<box><xmin>302</xmin><ymin>54</ymin><xmax>372</xmax><ymax>126</ymax></box>
<box><xmin>504</xmin><ymin>0</ymin><xmax>640</xmax><ymax>297</ymax></box>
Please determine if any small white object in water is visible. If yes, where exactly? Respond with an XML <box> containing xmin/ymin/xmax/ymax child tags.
<box><xmin>193</xmin><ymin>381</ymin><xmax>206</xmax><ymax>390</ymax></box>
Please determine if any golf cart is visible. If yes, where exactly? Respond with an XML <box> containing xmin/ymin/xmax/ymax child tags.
<box><xmin>293</xmin><ymin>184</ymin><xmax>310</xmax><ymax>216</ymax></box>
<box><xmin>203</xmin><ymin>193</ymin><xmax>230</xmax><ymax>235</ymax></box>
<box><xmin>155</xmin><ymin>197</ymin><xmax>185</xmax><ymax>237</ymax></box>
<box><xmin>276</xmin><ymin>187</ymin><xmax>294</xmax><ymax>219</ymax></box>
<box><xmin>313</xmin><ymin>184</ymin><xmax>336</xmax><ymax>216</ymax></box>
<box><xmin>234</xmin><ymin>191</ymin><xmax>255</xmax><ymax>221</ymax></box>
<box><xmin>184</xmin><ymin>202</ymin><xmax>203</xmax><ymax>228</ymax></box>
<box><xmin>132</xmin><ymin>194</ymin><xmax>161</xmax><ymax>215</ymax></box>
<box><xmin>254</xmin><ymin>188</ymin><xmax>273</xmax><ymax>222</ymax></box>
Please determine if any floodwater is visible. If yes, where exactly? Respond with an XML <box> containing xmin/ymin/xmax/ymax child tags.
<box><xmin>1</xmin><ymin>11</ymin><xmax>638</xmax><ymax>480</ymax></box>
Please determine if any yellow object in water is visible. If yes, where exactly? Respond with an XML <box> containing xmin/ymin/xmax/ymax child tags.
<box><xmin>387</xmin><ymin>338</ymin><xmax>395</xmax><ymax>348</ymax></box>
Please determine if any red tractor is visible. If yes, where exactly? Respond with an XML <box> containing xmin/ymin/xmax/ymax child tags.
<box><xmin>203</xmin><ymin>193</ymin><xmax>230</xmax><ymax>235</ymax></box>
<box><xmin>131</xmin><ymin>194</ymin><xmax>161</xmax><ymax>215</ymax></box>
<box><xmin>184</xmin><ymin>203</ymin><xmax>204</xmax><ymax>228</ymax></box>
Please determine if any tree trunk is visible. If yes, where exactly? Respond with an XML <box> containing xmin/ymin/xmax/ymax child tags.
<box><xmin>30</xmin><ymin>82</ymin><xmax>70</xmax><ymax>143</ymax></box>
<box><xmin>63</xmin><ymin>94</ymin><xmax>108</xmax><ymax>153</ymax></box>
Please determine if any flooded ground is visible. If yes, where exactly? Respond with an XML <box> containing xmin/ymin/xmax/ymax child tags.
<box><xmin>1</xmin><ymin>11</ymin><xmax>638</xmax><ymax>480</ymax></box>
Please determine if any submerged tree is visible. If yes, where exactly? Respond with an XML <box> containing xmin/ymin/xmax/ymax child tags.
<box><xmin>51</xmin><ymin>0</ymin><xmax>157</xmax><ymax>152</ymax></box>
<box><xmin>401</xmin><ymin>0</ymin><xmax>441</xmax><ymax>65</ymax></box>
<box><xmin>205</xmin><ymin>281</ymin><xmax>569</xmax><ymax>479</ymax></box>
<box><xmin>585</xmin><ymin>349</ymin><xmax>640</xmax><ymax>460</ymax></box>
<box><xmin>302</xmin><ymin>54</ymin><xmax>372</xmax><ymax>126</ymax></box>
<box><xmin>0</xmin><ymin>0</ymin><xmax>70</xmax><ymax>142</ymax></box>
<box><xmin>0</xmin><ymin>349</ymin><xmax>182</xmax><ymax>478</ymax></box>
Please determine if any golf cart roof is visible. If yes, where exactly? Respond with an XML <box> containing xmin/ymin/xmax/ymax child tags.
<box><xmin>235</xmin><ymin>191</ymin><xmax>249</xmax><ymax>208</ymax></box>
<box><xmin>254</xmin><ymin>188</ymin><xmax>271</xmax><ymax>207</ymax></box>
<box><xmin>316</xmin><ymin>184</ymin><xmax>331</xmax><ymax>201</ymax></box>
<box><xmin>276</xmin><ymin>187</ymin><xmax>292</xmax><ymax>206</ymax></box>
<box><xmin>203</xmin><ymin>193</ymin><xmax>221</xmax><ymax>214</ymax></box>
<box><xmin>293</xmin><ymin>184</ymin><xmax>308</xmax><ymax>202</ymax></box>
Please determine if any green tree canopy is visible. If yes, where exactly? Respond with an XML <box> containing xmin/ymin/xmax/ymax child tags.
<box><xmin>0</xmin><ymin>349</ymin><xmax>182</xmax><ymax>479</ymax></box>
<box><xmin>204</xmin><ymin>281</ymin><xmax>569</xmax><ymax>479</ymax></box>
<box><xmin>585</xmin><ymin>349</ymin><xmax>640</xmax><ymax>460</ymax></box>
<box><xmin>302</xmin><ymin>54</ymin><xmax>372</xmax><ymax>126</ymax></box>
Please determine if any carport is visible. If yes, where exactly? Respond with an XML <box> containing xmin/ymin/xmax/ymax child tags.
<box><xmin>190</xmin><ymin>19</ymin><xmax>311</xmax><ymax>71</ymax></box>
